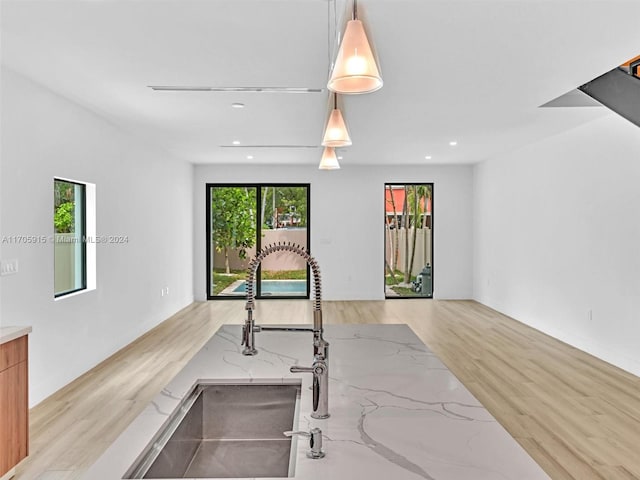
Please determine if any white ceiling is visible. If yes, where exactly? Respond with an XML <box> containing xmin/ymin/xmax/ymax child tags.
<box><xmin>1</xmin><ymin>0</ymin><xmax>639</xmax><ymax>166</ymax></box>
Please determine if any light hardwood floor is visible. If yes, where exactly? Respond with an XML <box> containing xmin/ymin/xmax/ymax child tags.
<box><xmin>14</xmin><ymin>300</ymin><xmax>640</xmax><ymax>480</ymax></box>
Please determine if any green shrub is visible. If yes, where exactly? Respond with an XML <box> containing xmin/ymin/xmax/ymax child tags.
<box><xmin>54</xmin><ymin>202</ymin><xmax>75</xmax><ymax>233</ymax></box>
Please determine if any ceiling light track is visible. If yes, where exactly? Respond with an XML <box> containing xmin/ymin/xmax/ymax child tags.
<box><xmin>148</xmin><ymin>86</ymin><xmax>323</xmax><ymax>93</ymax></box>
<box><xmin>220</xmin><ymin>145</ymin><xmax>319</xmax><ymax>149</ymax></box>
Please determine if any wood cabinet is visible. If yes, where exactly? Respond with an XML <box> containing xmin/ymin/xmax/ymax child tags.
<box><xmin>0</xmin><ymin>335</ymin><xmax>28</xmax><ymax>478</ymax></box>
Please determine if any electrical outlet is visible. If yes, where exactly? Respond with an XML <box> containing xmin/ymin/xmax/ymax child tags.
<box><xmin>0</xmin><ymin>259</ymin><xmax>19</xmax><ymax>276</ymax></box>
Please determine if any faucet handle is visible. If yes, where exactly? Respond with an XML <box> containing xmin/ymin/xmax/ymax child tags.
<box><xmin>283</xmin><ymin>428</ymin><xmax>325</xmax><ymax>459</ymax></box>
<box><xmin>290</xmin><ymin>359</ymin><xmax>326</xmax><ymax>376</ymax></box>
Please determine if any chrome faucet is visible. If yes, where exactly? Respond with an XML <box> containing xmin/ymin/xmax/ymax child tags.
<box><xmin>290</xmin><ymin>358</ymin><xmax>329</xmax><ymax>420</ymax></box>
<box><xmin>241</xmin><ymin>242</ymin><xmax>330</xmax><ymax>419</ymax></box>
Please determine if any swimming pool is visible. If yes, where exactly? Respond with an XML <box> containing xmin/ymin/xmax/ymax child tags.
<box><xmin>232</xmin><ymin>280</ymin><xmax>307</xmax><ymax>295</ymax></box>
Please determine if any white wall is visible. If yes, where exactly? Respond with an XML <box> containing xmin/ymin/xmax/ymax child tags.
<box><xmin>194</xmin><ymin>164</ymin><xmax>473</xmax><ymax>301</ymax></box>
<box><xmin>473</xmin><ymin>112</ymin><xmax>640</xmax><ymax>376</ymax></box>
<box><xmin>0</xmin><ymin>68</ymin><xmax>194</xmax><ymax>406</ymax></box>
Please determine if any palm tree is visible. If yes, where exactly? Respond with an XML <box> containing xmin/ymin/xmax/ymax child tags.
<box><xmin>403</xmin><ymin>185</ymin><xmax>410</xmax><ymax>283</ymax></box>
<box><xmin>419</xmin><ymin>185</ymin><xmax>432</xmax><ymax>266</ymax></box>
<box><xmin>384</xmin><ymin>214</ymin><xmax>396</xmax><ymax>281</ymax></box>
<box><xmin>387</xmin><ymin>185</ymin><xmax>401</xmax><ymax>274</ymax></box>
<box><xmin>406</xmin><ymin>184</ymin><xmax>432</xmax><ymax>282</ymax></box>
<box><xmin>407</xmin><ymin>185</ymin><xmax>419</xmax><ymax>283</ymax></box>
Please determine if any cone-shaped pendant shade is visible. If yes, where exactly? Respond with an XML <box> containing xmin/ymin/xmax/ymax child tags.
<box><xmin>328</xmin><ymin>19</ymin><xmax>383</xmax><ymax>94</ymax></box>
<box><xmin>322</xmin><ymin>108</ymin><xmax>352</xmax><ymax>147</ymax></box>
<box><xmin>319</xmin><ymin>147</ymin><xmax>340</xmax><ymax>170</ymax></box>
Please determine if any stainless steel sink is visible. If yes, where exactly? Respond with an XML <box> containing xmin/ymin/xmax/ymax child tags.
<box><xmin>125</xmin><ymin>381</ymin><xmax>302</xmax><ymax>479</ymax></box>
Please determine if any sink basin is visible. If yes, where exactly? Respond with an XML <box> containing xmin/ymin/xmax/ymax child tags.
<box><xmin>125</xmin><ymin>381</ymin><xmax>302</xmax><ymax>479</ymax></box>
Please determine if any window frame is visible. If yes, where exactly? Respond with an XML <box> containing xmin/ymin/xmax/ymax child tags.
<box><xmin>206</xmin><ymin>183</ymin><xmax>311</xmax><ymax>301</ymax></box>
<box><xmin>383</xmin><ymin>182</ymin><xmax>434</xmax><ymax>299</ymax></box>
<box><xmin>54</xmin><ymin>178</ymin><xmax>88</xmax><ymax>299</ymax></box>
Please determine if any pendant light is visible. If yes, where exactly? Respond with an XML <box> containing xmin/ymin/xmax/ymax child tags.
<box><xmin>319</xmin><ymin>147</ymin><xmax>340</xmax><ymax>170</ymax></box>
<box><xmin>328</xmin><ymin>0</ymin><xmax>383</xmax><ymax>94</ymax></box>
<box><xmin>322</xmin><ymin>94</ymin><xmax>352</xmax><ymax>147</ymax></box>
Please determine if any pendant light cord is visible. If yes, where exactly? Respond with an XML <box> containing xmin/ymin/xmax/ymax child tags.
<box><xmin>327</xmin><ymin>0</ymin><xmax>338</xmax><ymax>75</ymax></box>
<box><xmin>327</xmin><ymin>0</ymin><xmax>331</xmax><ymax>71</ymax></box>
<box><xmin>328</xmin><ymin>1</ymin><xmax>338</xmax><ymax>107</ymax></box>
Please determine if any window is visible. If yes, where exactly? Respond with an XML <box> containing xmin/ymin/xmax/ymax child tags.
<box><xmin>54</xmin><ymin>179</ymin><xmax>87</xmax><ymax>297</ymax></box>
<box><xmin>206</xmin><ymin>184</ymin><xmax>310</xmax><ymax>299</ymax></box>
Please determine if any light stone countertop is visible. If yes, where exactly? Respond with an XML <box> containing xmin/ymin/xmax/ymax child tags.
<box><xmin>0</xmin><ymin>326</ymin><xmax>32</xmax><ymax>345</ymax></box>
<box><xmin>83</xmin><ymin>324</ymin><xmax>550</xmax><ymax>480</ymax></box>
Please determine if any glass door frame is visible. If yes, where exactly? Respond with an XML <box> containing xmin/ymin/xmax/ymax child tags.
<box><xmin>206</xmin><ymin>183</ymin><xmax>311</xmax><ymax>300</ymax></box>
<box><xmin>383</xmin><ymin>182</ymin><xmax>434</xmax><ymax>299</ymax></box>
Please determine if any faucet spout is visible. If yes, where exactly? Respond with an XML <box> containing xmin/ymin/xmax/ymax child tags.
<box><xmin>242</xmin><ymin>242</ymin><xmax>326</xmax><ymax>355</ymax></box>
<box><xmin>241</xmin><ymin>242</ymin><xmax>330</xmax><ymax>418</ymax></box>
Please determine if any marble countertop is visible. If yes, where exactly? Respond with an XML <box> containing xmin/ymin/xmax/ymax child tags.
<box><xmin>0</xmin><ymin>326</ymin><xmax>32</xmax><ymax>345</ymax></box>
<box><xmin>84</xmin><ymin>324</ymin><xmax>549</xmax><ymax>480</ymax></box>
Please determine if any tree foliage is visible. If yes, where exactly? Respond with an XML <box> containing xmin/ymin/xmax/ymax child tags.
<box><xmin>54</xmin><ymin>180</ymin><xmax>76</xmax><ymax>233</ymax></box>
<box><xmin>261</xmin><ymin>186</ymin><xmax>307</xmax><ymax>228</ymax></box>
<box><xmin>54</xmin><ymin>202</ymin><xmax>75</xmax><ymax>233</ymax></box>
<box><xmin>211</xmin><ymin>187</ymin><xmax>257</xmax><ymax>273</ymax></box>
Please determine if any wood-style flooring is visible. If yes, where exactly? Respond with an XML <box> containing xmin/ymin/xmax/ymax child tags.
<box><xmin>13</xmin><ymin>300</ymin><xmax>640</xmax><ymax>480</ymax></box>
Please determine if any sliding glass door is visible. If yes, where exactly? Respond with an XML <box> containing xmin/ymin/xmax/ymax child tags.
<box><xmin>206</xmin><ymin>184</ymin><xmax>310</xmax><ymax>300</ymax></box>
<box><xmin>384</xmin><ymin>183</ymin><xmax>433</xmax><ymax>298</ymax></box>
<box><xmin>208</xmin><ymin>185</ymin><xmax>257</xmax><ymax>298</ymax></box>
<box><xmin>257</xmin><ymin>186</ymin><xmax>309</xmax><ymax>297</ymax></box>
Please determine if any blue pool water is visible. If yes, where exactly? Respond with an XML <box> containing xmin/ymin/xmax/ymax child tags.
<box><xmin>233</xmin><ymin>280</ymin><xmax>306</xmax><ymax>295</ymax></box>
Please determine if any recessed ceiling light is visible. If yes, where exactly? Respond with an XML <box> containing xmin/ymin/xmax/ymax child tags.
<box><xmin>425</xmin><ymin>155</ymin><xmax>432</xmax><ymax>160</ymax></box>
<box><xmin>449</xmin><ymin>141</ymin><xmax>458</xmax><ymax>146</ymax></box>
<box><xmin>231</xmin><ymin>103</ymin><xmax>245</xmax><ymax>109</ymax></box>
<box><xmin>247</xmin><ymin>155</ymin><xmax>254</xmax><ymax>160</ymax></box>
<box><xmin>337</xmin><ymin>156</ymin><xmax>343</xmax><ymax>160</ymax></box>
<box><xmin>232</xmin><ymin>140</ymin><xmax>241</xmax><ymax>145</ymax></box>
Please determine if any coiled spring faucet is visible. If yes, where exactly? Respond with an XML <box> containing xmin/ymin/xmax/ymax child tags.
<box><xmin>241</xmin><ymin>242</ymin><xmax>330</xmax><ymax>419</ymax></box>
